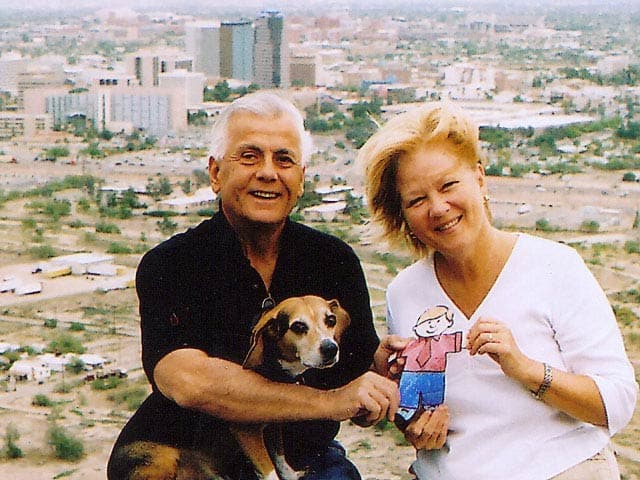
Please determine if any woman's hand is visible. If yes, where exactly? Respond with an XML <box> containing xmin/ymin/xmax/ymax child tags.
<box><xmin>466</xmin><ymin>317</ymin><xmax>537</xmax><ymax>382</ymax></box>
<box><xmin>404</xmin><ymin>405</ymin><xmax>450</xmax><ymax>450</ymax></box>
<box><xmin>373</xmin><ymin>335</ymin><xmax>410</xmax><ymax>379</ymax></box>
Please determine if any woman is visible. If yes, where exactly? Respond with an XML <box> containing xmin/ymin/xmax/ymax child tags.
<box><xmin>360</xmin><ymin>102</ymin><xmax>638</xmax><ymax>479</ymax></box>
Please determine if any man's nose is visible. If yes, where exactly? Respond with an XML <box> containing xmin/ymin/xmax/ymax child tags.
<box><xmin>255</xmin><ymin>155</ymin><xmax>278</xmax><ymax>180</ymax></box>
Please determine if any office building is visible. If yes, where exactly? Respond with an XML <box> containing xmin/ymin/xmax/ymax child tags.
<box><xmin>253</xmin><ymin>10</ymin><xmax>289</xmax><ymax>88</ymax></box>
<box><xmin>220</xmin><ymin>20</ymin><xmax>254</xmax><ymax>82</ymax></box>
<box><xmin>185</xmin><ymin>23</ymin><xmax>220</xmax><ymax>79</ymax></box>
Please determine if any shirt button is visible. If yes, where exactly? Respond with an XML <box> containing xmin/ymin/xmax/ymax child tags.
<box><xmin>252</xmin><ymin>284</ymin><xmax>260</xmax><ymax>290</ymax></box>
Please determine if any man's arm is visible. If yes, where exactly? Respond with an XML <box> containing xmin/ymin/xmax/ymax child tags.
<box><xmin>154</xmin><ymin>348</ymin><xmax>400</xmax><ymax>425</ymax></box>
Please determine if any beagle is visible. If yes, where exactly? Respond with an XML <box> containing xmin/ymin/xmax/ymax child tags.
<box><xmin>236</xmin><ymin>295</ymin><xmax>351</xmax><ymax>480</ymax></box>
<box><xmin>109</xmin><ymin>295</ymin><xmax>350</xmax><ymax>480</ymax></box>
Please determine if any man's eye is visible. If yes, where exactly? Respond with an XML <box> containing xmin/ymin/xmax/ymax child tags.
<box><xmin>276</xmin><ymin>156</ymin><xmax>296</xmax><ymax>167</ymax></box>
<box><xmin>442</xmin><ymin>181</ymin><xmax>458</xmax><ymax>190</ymax></box>
<box><xmin>240</xmin><ymin>153</ymin><xmax>259</xmax><ymax>164</ymax></box>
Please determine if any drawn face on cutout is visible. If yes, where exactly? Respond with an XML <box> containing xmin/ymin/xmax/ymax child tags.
<box><xmin>413</xmin><ymin>305</ymin><xmax>454</xmax><ymax>338</ymax></box>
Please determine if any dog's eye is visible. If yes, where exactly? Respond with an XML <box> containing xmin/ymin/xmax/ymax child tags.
<box><xmin>289</xmin><ymin>321</ymin><xmax>308</xmax><ymax>334</ymax></box>
<box><xmin>325</xmin><ymin>314</ymin><xmax>337</xmax><ymax>328</ymax></box>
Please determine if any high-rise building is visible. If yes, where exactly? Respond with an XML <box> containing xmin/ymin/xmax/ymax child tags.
<box><xmin>253</xmin><ymin>10</ymin><xmax>289</xmax><ymax>88</ymax></box>
<box><xmin>127</xmin><ymin>50</ymin><xmax>193</xmax><ymax>88</ymax></box>
<box><xmin>220</xmin><ymin>20</ymin><xmax>254</xmax><ymax>82</ymax></box>
<box><xmin>185</xmin><ymin>23</ymin><xmax>220</xmax><ymax>79</ymax></box>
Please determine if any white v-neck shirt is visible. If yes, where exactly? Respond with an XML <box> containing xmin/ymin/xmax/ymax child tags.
<box><xmin>386</xmin><ymin>233</ymin><xmax>637</xmax><ymax>479</ymax></box>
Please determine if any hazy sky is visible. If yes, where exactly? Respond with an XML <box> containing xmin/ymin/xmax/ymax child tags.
<box><xmin>1</xmin><ymin>0</ymin><xmax>639</xmax><ymax>12</ymax></box>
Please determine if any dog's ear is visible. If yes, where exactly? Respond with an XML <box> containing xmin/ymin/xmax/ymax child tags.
<box><xmin>243</xmin><ymin>310</ymin><xmax>290</xmax><ymax>369</ymax></box>
<box><xmin>328</xmin><ymin>299</ymin><xmax>350</xmax><ymax>341</ymax></box>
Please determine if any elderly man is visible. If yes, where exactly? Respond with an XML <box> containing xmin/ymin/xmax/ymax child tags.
<box><xmin>107</xmin><ymin>92</ymin><xmax>399</xmax><ymax>480</ymax></box>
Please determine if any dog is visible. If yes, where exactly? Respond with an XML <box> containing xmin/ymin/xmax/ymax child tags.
<box><xmin>109</xmin><ymin>295</ymin><xmax>350</xmax><ymax>480</ymax></box>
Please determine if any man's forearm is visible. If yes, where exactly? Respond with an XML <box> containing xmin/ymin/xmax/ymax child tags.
<box><xmin>154</xmin><ymin>348</ymin><xmax>343</xmax><ymax>423</ymax></box>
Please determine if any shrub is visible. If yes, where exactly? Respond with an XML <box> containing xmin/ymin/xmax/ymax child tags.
<box><xmin>66</xmin><ymin>358</ymin><xmax>85</xmax><ymax>374</ymax></box>
<box><xmin>157</xmin><ymin>216</ymin><xmax>177</xmax><ymax>236</ymax></box>
<box><xmin>47</xmin><ymin>424</ymin><xmax>84</xmax><ymax>461</ymax></box>
<box><xmin>622</xmin><ymin>171</ymin><xmax>637</xmax><ymax>182</ymax></box>
<box><xmin>197</xmin><ymin>208</ymin><xmax>216</xmax><ymax>217</ymax></box>
<box><xmin>107</xmin><ymin>242</ymin><xmax>132</xmax><ymax>254</ymax></box>
<box><xmin>625</xmin><ymin>240</ymin><xmax>640</xmax><ymax>254</ymax></box>
<box><xmin>535</xmin><ymin>218</ymin><xmax>556</xmax><ymax>232</ymax></box>
<box><xmin>48</xmin><ymin>334</ymin><xmax>85</xmax><ymax>354</ymax></box>
<box><xmin>95</xmin><ymin>222</ymin><xmax>120</xmax><ymax>234</ymax></box>
<box><xmin>91</xmin><ymin>376</ymin><xmax>123</xmax><ymax>391</ymax></box>
<box><xmin>44</xmin><ymin>318</ymin><xmax>58</xmax><ymax>328</ymax></box>
<box><xmin>614</xmin><ymin>305</ymin><xmax>638</xmax><ymax>327</ymax></box>
<box><xmin>108</xmin><ymin>386</ymin><xmax>148</xmax><ymax>411</ymax></box>
<box><xmin>21</xmin><ymin>218</ymin><xmax>37</xmax><ymax>229</ymax></box>
<box><xmin>53</xmin><ymin>382</ymin><xmax>76</xmax><ymax>394</ymax></box>
<box><xmin>69</xmin><ymin>322</ymin><xmax>85</xmax><ymax>332</ymax></box>
<box><xmin>580</xmin><ymin>220</ymin><xmax>600</xmax><ymax>233</ymax></box>
<box><xmin>3</xmin><ymin>424</ymin><xmax>23</xmax><ymax>459</ymax></box>
<box><xmin>29</xmin><ymin>245</ymin><xmax>58</xmax><ymax>259</ymax></box>
<box><xmin>68</xmin><ymin>219</ymin><xmax>86</xmax><ymax>228</ymax></box>
<box><xmin>32</xmin><ymin>394</ymin><xmax>54</xmax><ymax>407</ymax></box>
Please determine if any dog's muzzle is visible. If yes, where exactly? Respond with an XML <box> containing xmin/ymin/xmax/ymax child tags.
<box><xmin>320</xmin><ymin>339</ymin><xmax>339</xmax><ymax>365</ymax></box>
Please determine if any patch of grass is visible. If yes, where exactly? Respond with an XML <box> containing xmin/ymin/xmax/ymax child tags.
<box><xmin>107</xmin><ymin>242</ymin><xmax>132</xmax><ymax>254</ymax></box>
<box><xmin>95</xmin><ymin>222</ymin><xmax>121</xmax><ymax>234</ymax></box>
<box><xmin>32</xmin><ymin>394</ymin><xmax>55</xmax><ymax>407</ymax></box>
<box><xmin>614</xmin><ymin>305</ymin><xmax>638</xmax><ymax>327</ymax></box>
<box><xmin>28</xmin><ymin>244</ymin><xmax>57</xmax><ymax>259</ymax></box>
<box><xmin>107</xmin><ymin>385</ymin><xmax>148</xmax><ymax>411</ymax></box>
<box><xmin>91</xmin><ymin>376</ymin><xmax>123</xmax><ymax>391</ymax></box>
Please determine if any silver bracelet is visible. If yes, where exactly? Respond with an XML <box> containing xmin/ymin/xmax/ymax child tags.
<box><xmin>532</xmin><ymin>363</ymin><xmax>553</xmax><ymax>400</ymax></box>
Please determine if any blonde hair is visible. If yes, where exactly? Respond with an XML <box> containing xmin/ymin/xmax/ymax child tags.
<box><xmin>359</xmin><ymin>102</ymin><xmax>483</xmax><ymax>257</ymax></box>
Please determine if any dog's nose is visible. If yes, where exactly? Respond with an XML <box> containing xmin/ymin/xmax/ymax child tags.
<box><xmin>320</xmin><ymin>339</ymin><xmax>338</xmax><ymax>361</ymax></box>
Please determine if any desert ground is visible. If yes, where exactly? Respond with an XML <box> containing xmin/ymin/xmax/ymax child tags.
<box><xmin>0</xmin><ymin>142</ymin><xmax>639</xmax><ymax>480</ymax></box>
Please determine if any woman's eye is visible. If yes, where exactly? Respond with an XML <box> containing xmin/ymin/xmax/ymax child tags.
<box><xmin>442</xmin><ymin>181</ymin><xmax>458</xmax><ymax>190</ymax></box>
<box><xmin>407</xmin><ymin>196</ymin><xmax>425</xmax><ymax>208</ymax></box>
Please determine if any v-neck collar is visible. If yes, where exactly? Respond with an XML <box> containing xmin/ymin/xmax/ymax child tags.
<box><xmin>426</xmin><ymin>234</ymin><xmax>521</xmax><ymax>321</ymax></box>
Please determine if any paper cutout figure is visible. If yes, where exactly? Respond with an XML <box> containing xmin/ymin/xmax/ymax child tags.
<box><xmin>395</xmin><ymin>305</ymin><xmax>462</xmax><ymax>428</ymax></box>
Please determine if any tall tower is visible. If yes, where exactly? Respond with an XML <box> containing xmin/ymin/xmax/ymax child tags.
<box><xmin>185</xmin><ymin>23</ymin><xmax>220</xmax><ymax>79</ymax></box>
<box><xmin>220</xmin><ymin>20</ymin><xmax>254</xmax><ymax>82</ymax></box>
<box><xmin>253</xmin><ymin>10</ymin><xmax>289</xmax><ymax>89</ymax></box>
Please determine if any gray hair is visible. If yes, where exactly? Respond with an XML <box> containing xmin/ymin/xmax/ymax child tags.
<box><xmin>209</xmin><ymin>91</ymin><xmax>314</xmax><ymax>165</ymax></box>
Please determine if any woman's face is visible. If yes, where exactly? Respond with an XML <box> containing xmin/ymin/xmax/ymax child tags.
<box><xmin>396</xmin><ymin>142</ymin><xmax>489</xmax><ymax>257</ymax></box>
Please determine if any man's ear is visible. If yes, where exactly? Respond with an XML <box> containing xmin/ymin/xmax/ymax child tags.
<box><xmin>209</xmin><ymin>156</ymin><xmax>221</xmax><ymax>193</ymax></box>
<box><xmin>297</xmin><ymin>165</ymin><xmax>306</xmax><ymax>199</ymax></box>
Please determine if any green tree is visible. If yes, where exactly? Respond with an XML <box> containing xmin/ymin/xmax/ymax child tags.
<box><xmin>48</xmin><ymin>334</ymin><xmax>85</xmax><ymax>354</ymax></box>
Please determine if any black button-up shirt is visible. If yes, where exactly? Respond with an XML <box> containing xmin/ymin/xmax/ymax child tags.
<box><xmin>112</xmin><ymin>211</ymin><xmax>379</xmax><ymax>469</ymax></box>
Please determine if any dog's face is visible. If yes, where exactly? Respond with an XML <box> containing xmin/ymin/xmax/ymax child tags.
<box><xmin>243</xmin><ymin>296</ymin><xmax>350</xmax><ymax>378</ymax></box>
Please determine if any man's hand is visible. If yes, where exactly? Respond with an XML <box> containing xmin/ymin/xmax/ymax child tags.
<box><xmin>329</xmin><ymin>371</ymin><xmax>400</xmax><ymax>426</ymax></box>
<box><xmin>405</xmin><ymin>405</ymin><xmax>449</xmax><ymax>450</ymax></box>
<box><xmin>373</xmin><ymin>335</ymin><xmax>410</xmax><ymax>379</ymax></box>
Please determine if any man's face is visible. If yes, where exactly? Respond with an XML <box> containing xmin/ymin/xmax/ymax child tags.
<box><xmin>209</xmin><ymin>111</ymin><xmax>305</xmax><ymax>229</ymax></box>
